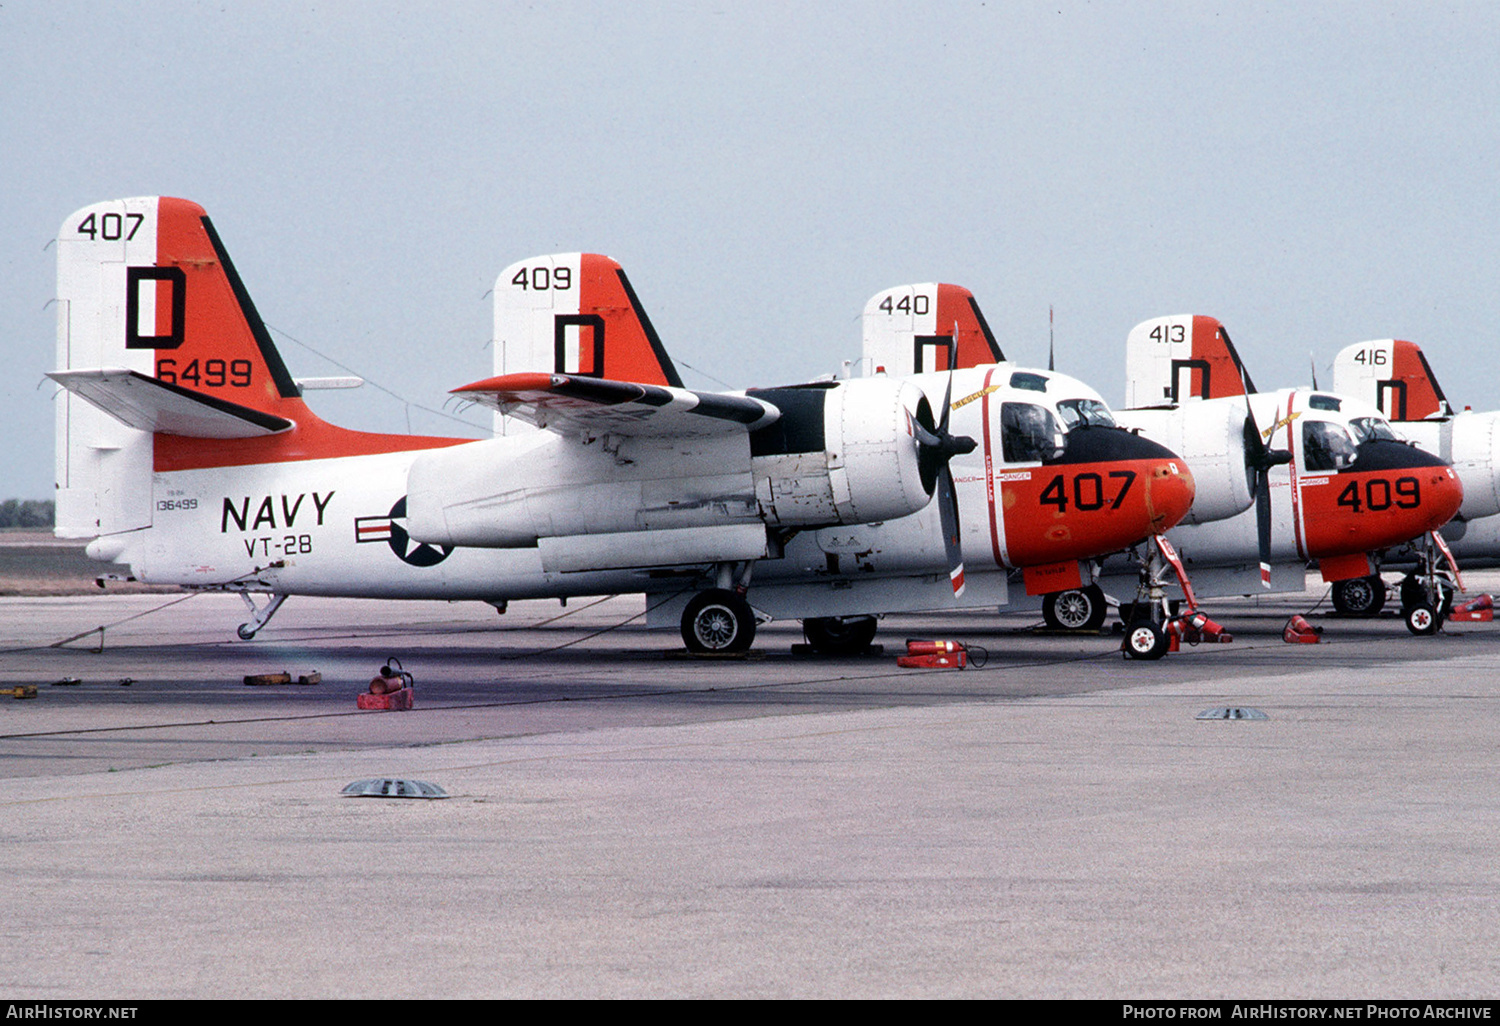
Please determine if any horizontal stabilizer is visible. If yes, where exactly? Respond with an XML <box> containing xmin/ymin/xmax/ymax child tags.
<box><xmin>452</xmin><ymin>372</ymin><xmax>780</xmax><ymax>438</ymax></box>
<box><xmin>48</xmin><ymin>369</ymin><xmax>293</xmax><ymax>438</ymax></box>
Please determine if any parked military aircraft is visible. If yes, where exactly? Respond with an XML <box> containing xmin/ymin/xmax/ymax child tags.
<box><xmin>49</xmin><ymin>197</ymin><xmax>1196</xmax><ymax>654</ymax></box>
<box><xmin>1104</xmin><ymin>315</ymin><xmax>1464</xmax><ymax>634</ymax></box>
<box><xmin>885</xmin><ymin>305</ymin><xmax>1466</xmax><ymax>636</ymax></box>
<box><xmin>1329</xmin><ymin>337</ymin><xmax>1500</xmax><ymax>613</ymax></box>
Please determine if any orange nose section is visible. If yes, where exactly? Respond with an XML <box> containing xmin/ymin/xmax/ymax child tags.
<box><xmin>1417</xmin><ymin>467</ymin><xmax>1464</xmax><ymax>534</ymax></box>
<box><xmin>1144</xmin><ymin>459</ymin><xmax>1197</xmax><ymax>535</ymax></box>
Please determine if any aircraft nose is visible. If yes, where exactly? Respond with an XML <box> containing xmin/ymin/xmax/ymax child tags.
<box><xmin>1351</xmin><ymin>440</ymin><xmax>1464</xmax><ymax>532</ymax></box>
<box><xmin>1423</xmin><ymin>464</ymin><xmax>1464</xmax><ymax>531</ymax></box>
<box><xmin>1145</xmin><ymin>457</ymin><xmax>1197</xmax><ymax>534</ymax></box>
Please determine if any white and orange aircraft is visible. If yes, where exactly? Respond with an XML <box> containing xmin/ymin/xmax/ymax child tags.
<box><xmin>1330</xmin><ymin>337</ymin><xmax>1500</xmax><ymax>613</ymax></box>
<box><xmin>49</xmin><ymin>197</ymin><xmax>1196</xmax><ymax>654</ymax></box>
<box><xmin>897</xmin><ymin>306</ymin><xmax>1466</xmax><ymax>635</ymax></box>
<box><xmin>1099</xmin><ymin>315</ymin><xmax>1465</xmax><ymax>634</ymax></box>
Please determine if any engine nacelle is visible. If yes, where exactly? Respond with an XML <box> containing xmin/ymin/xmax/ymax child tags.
<box><xmin>1116</xmin><ymin>401</ymin><xmax>1255</xmax><ymax>525</ymax></box>
<box><xmin>748</xmin><ymin>377</ymin><xmax>934</xmax><ymax>527</ymax></box>
<box><xmin>404</xmin><ymin>430</ymin><xmax>763</xmax><ymax>548</ymax></box>
<box><xmin>404</xmin><ymin>378</ymin><xmax>937</xmax><ymax>550</ymax></box>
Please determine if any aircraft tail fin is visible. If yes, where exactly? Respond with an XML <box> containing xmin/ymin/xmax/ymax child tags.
<box><xmin>53</xmin><ymin>197</ymin><xmax>457</xmax><ymax>538</ymax></box>
<box><xmin>1124</xmin><ymin>315</ymin><xmax>1255</xmax><ymax>408</ymax></box>
<box><xmin>1331</xmin><ymin>339</ymin><xmax>1451</xmax><ymax>421</ymax></box>
<box><xmin>860</xmin><ymin>283</ymin><xmax>1003</xmax><ymax>376</ymax></box>
<box><xmin>492</xmin><ymin>254</ymin><xmax>684</xmax><ymax>433</ymax></box>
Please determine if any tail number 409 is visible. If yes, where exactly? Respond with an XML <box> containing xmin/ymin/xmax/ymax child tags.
<box><xmin>1039</xmin><ymin>471</ymin><xmax>1137</xmax><ymax>512</ymax></box>
<box><xmin>1337</xmin><ymin>477</ymin><xmax>1420</xmax><ymax>512</ymax></box>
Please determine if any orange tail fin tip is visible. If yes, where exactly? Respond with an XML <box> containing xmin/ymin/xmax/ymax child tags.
<box><xmin>55</xmin><ymin>196</ymin><xmax>464</xmax><ymax>477</ymax></box>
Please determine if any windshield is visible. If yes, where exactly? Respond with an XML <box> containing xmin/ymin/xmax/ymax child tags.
<box><xmin>1349</xmin><ymin>416</ymin><xmax>1400</xmax><ymax>444</ymax></box>
<box><xmin>1056</xmin><ymin>398</ymin><xmax>1117</xmax><ymax>430</ymax></box>
<box><xmin>1303</xmin><ymin>421</ymin><xmax>1359</xmax><ymax>471</ymax></box>
<box><xmin>1001</xmin><ymin>402</ymin><xmax>1067</xmax><ymax>463</ymax></box>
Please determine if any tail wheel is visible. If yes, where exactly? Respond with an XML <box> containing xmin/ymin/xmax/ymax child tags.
<box><xmin>1405</xmin><ymin>603</ymin><xmax>1442</xmax><ymax>636</ymax></box>
<box><xmin>682</xmin><ymin>589</ymin><xmax>755</xmax><ymax>653</ymax></box>
<box><xmin>1332</xmin><ymin>575</ymin><xmax>1386</xmax><ymax>617</ymax></box>
<box><xmin>1124</xmin><ymin>622</ymin><xmax>1169</xmax><ymax>660</ymax></box>
<box><xmin>802</xmin><ymin>615</ymin><xmax>879</xmax><ymax>655</ymax></box>
<box><xmin>1043</xmin><ymin>585</ymin><xmax>1107</xmax><ymax>631</ymax></box>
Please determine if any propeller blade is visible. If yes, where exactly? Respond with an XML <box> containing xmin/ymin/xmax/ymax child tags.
<box><xmin>1257</xmin><ymin>468</ymin><xmax>1273</xmax><ymax>589</ymax></box>
<box><xmin>937</xmin><ymin>464</ymin><xmax>965</xmax><ymax>596</ymax></box>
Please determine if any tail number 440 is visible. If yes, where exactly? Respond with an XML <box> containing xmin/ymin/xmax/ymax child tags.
<box><xmin>1039</xmin><ymin>471</ymin><xmax>1137</xmax><ymax>512</ymax></box>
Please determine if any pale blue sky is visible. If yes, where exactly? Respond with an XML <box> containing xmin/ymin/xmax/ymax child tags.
<box><xmin>4</xmin><ymin>1</ymin><xmax>1498</xmax><ymax>499</ymax></box>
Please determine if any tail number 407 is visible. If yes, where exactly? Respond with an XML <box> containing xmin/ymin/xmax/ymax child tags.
<box><xmin>1039</xmin><ymin>471</ymin><xmax>1137</xmax><ymax>512</ymax></box>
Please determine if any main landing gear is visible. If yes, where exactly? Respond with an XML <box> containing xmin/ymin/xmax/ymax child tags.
<box><xmin>1041</xmin><ymin>584</ymin><xmax>1108</xmax><ymax>632</ymax></box>
<box><xmin>1331</xmin><ymin>574</ymin><xmax>1387</xmax><ymax>617</ymax></box>
<box><xmin>801</xmin><ymin>615</ymin><xmax>880</xmax><ymax>655</ymax></box>
<box><xmin>680</xmin><ymin>561</ymin><xmax>758</xmax><ymax>654</ymax></box>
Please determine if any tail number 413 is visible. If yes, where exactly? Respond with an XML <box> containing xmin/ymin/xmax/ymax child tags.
<box><xmin>1040</xmin><ymin>471</ymin><xmax>1137</xmax><ymax>512</ymax></box>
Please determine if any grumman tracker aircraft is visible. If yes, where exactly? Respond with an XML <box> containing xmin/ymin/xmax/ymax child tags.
<box><xmin>49</xmin><ymin>197</ymin><xmax>1197</xmax><ymax>654</ymax></box>
<box><xmin>897</xmin><ymin>305</ymin><xmax>1466</xmax><ymax>636</ymax></box>
<box><xmin>821</xmin><ymin>285</ymin><xmax>1231</xmax><ymax>657</ymax></box>
<box><xmin>1330</xmin><ymin>337</ymin><xmax>1500</xmax><ymax>613</ymax></box>
<box><xmin>1098</xmin><ymin>315</ymin><xmax>1466</xmax><ymax>635</ymax></box>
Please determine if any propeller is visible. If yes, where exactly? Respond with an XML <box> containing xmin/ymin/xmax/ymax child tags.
<box><xmin>913</xmin><ymin>335</ymin><xmax>978</xmax><ymax>596</ymax></box>
<box><xmin>1225</xmin><ymin>327</ymin><xmax>1291</xmax><ymax>588</ymax></box>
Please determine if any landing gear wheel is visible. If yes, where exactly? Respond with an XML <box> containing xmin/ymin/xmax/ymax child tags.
<box><xmin>236</xmin><ymin>623</ymin><xmax>258</xmax><ymax>641</ymax></box>
<box><xmin>802</xmin><ymin>615</ymin><xmax>879</xmax><ymax>655</ymax></box>
<box><xmin>1405</xmin><ymin>603</ymin><xmax>1442</xmax><ymax>636</ymax></box>
<box><xmin>682</xmin><ymin>589</ymin><xmax>755</xmax><ymax>653</ymax></box>
<box><xmin>1332</xmin><ymin>575</ymin><xmax>1386</xmax><ymax>617</ymax></box>
<box><xmin>1124</xmin><ymin>622</ymin><xmax>1170</xmax><ymax>660</ymax></box>
<box><xmin>1043</xmin><ymin>585</ymin><xmax>1108</xmax><ymax>631</ymax></box>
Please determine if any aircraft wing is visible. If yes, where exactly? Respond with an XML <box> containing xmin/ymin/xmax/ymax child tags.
<box><xmin>452</xmin><ymin>372</ymin><xmax>779</xmax><ymax>438</ymax></box>
<box><xmin>49</xmin><ymin>368</ymin><xmax>293</xmax><ymax>438</ymax></box>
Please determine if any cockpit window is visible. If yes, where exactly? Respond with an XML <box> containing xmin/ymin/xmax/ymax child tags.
<box><xmin>1309</xmin><ymin>394</ymin><xmax>1343</xmax><ymax>412</ymax></box>
<box><xmin>1056</xmin><ymin>398</ymin><xmax>1117</xmax><ymax>430</ymax></box>
<box><xmin>1001</xmin><ymin>402</ymin><xmax>1066</xmax><ymax>463</ymax></box>
<box><xmin>1009</xmin><ymin>371</ymin><xmax>1048</xmax><ymax>393</ymax></box>
<box><xmin>1349</xmin><ymin>416</ymin><xmax>1400</xmax><ymax>444</ymax></box>
<box><xmin>1303</xmin><ymin>421</ymin><xmax>1358</xmax><ymax>471</ymax></box>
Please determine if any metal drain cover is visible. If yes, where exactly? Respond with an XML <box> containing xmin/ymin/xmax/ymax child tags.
<box><xmin>341</xmin><ymin>778</ymin><xmax>449</xmax><ymax>799</ymax></box>
<box><xmin>1196</xmin><ymin>707</ymin><xmax>1268</xmax><ymax>720</ymax></box>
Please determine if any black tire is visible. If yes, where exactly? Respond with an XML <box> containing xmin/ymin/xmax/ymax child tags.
<box><xmin>802</xmin><ymin>615</ymin><xmax>879</xmax><ymax>655</ymax></box>
<box><xmin>1405</xmin><ymin>602</ymin><xmax>1441</xmax><ymax>636</ymax></box>
<box><xmin>682</xmin><ymin>589</ymin><xmax>755</xmax><ymax>653</ymax></box>
<box><xmin>1332</xmin><ymin>575</ymin><xmax>1386</xmax><ymax>617</ymax></box>
<box><xmin>236</xmin><ymin>623</ymin><xmax>258</xmax><ymax>641</ymax></box>
<box><xmin>1124</xmin><ymin>622</ymin><xmax>1170</xmax><ymax>660</ymax></box>
<box><xmin>1043</xmin><ymin>585</ymin><xmax>1108</xmax><ymax>631</ymax></box>
<box><xmin>1400</xmin><ymin>575</ymin><xmax>1455</xmax><ymax>618</ymax></box>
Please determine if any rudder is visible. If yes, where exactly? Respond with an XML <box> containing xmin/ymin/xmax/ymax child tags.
<box><xmin>860</xmin><ymin>282</ymin><xmax>1003</xmax><ymax>376</ymax></box>
<box><xmin>1332</xmin><ymin>339</ymin><xmax>1450</xmax><ymax>421</ymax></box>
<box><xmin>1124</xmin><ymin>315</ymin><xmax>1255</xmax><ymax>408</ymax></box>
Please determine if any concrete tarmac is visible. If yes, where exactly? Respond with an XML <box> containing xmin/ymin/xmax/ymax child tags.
<box><xmin>2</xmin><ymin>582</ymin><xmax>1499</xmax><ymax>998</ymax></box>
